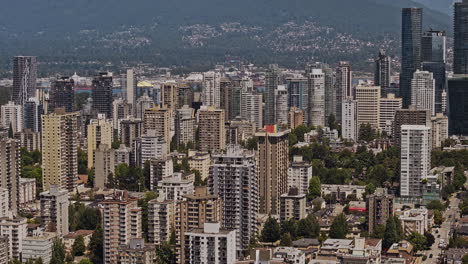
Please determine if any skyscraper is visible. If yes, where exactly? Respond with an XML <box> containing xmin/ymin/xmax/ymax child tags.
<box><xmin>256</xmin><ymin>128</ymin><xmax>289</xmax><ymax>215</ymax></box>
<box><xmin>379</xmin><ymin>94</ymin><xmax>402</xmax><ymax>136</ymax></box>
<box><xmin>0</xmin><ymin>138</ymin><xmax>21</xmax><ymax>216</ymax></box>
<box><xmin>87</xmin><ymin>114</ymin><xmax>113</xmax><ymax>168</ymax></box>
<box><xmin>143</xmin><ymin>106</ymin><xmax>171</xmax><ymax>149</ymax></box>
<box><xmin>411</xmin><ymin>70</ymin><xmax>435</xmax><ymax>115</ymax></box>
<box><xmin>12</xmin><ymin>56</ymin><xmax>37</xmax><ymax>106</ymax></box>
<box><xmin>162</xmin><ymin>82</ymin><xmax>179</xmax><ymax>111</ymax></box>
<box><xmin>175</xmin><ymin>106</ymin><xmax>196</xmax><ymax>145</ymax></box>
<box><xmin>375</xmin><ymin>50</ymin><xmax>391</xmax><ymax>95</ymax></box>
<box><xmin>400</xmin><ymin>125</ymin><xmax>431</xmax><ymax>198</ymax></box>
<box><xmin>23</xmin><ymin>98</ymin><xmax>43</xmax><ymax>133</ymax></box>
<box><xmin>355</xmin><ymin>85</ymin><xmax>380</xmax><ymax>130</ymax></box>
<box><xmin>306</xmin><ymin>67</ymin><xmax>326</xmax><ymax>127</ymax></box>
<box><xmin>335</xmin><ymin>61</ymin><xmax>353</xmax><ymax>123</ymax></box>
<box><xmin>342</xmin><ymin>97</ymin><xmax>358</xmax><ymax>141</ymax></box>
<box><xmin>202</xmin><ymin>71</ymin><xmax>221</xmax><ymax>107</ymax></box>
<box><xmin>265</xmin><ymin>65</ymin><xmax>280</xmax><ymax>125</ymax></box>
<box><xmin>50</xmin><ymin>77</ymin><xmax>75</xmax><ymax>113</ymax></box>
<box><xmin>401</xmin><ymin>8</ymin><xmax>423</xmax><ymax>107</ymax></box>
<box><xmin>276</xmin><ymin>87</ymin><xmax>289</xmax><ymax>126</ymax></box>
<box><xmin>210</xmin><ymin>146</ymin><xmax>258</xmax><ymax>257</ymax></box>
<box><xmin>124</xmin><ymin>69</ymin><xmax>137</xmax><ymax>107</ymax></box>
<box><xmin>1</xmin><ymin>101</ymin><xmax>23</xmax><ymax>134</ymax></box>
<box><xmin>454</xmin><ymin>0</ymin><xmax>468</xmax><ymax>74</ymax></box>
<box><xmin>198</xmin><ymin>107</ymin><xmax>226</xmax><ymax>152</ymax></box>
<box><xmin>220</xmin><ymin>77</ymin><xmax>233</xmax><ymax>120</ymax></box>
<box><xmin>42</xmin><ymin>109</ymin><xmax>78</xmax><ymax>192</ymax></box>
<box><xmin>286</xmin><ymin>77</ymin><xmax>308</xmax><ymax>111</ymax></box>
<box><xmin>240</xmin><ymin>92</ymin><xmax>263</xmax><ymax>129</ymax></box>
<box><xmin>92</xmin><ymin>72</ymin><xmax>113</xmax><ymax>119</ymax></box>
<box><xmin>422</xmin><ymin>30</ymin><xmax>446</xmax><ymax>113</ymax></box>
<box><xmin>448</xmin><ymin>76</ymin><xmax>468</xmax><ymax>135</ymax></box>
<box><xmin>393</xmin><ymin>107</ymin><xmax>431</xmax><ymax>146</ymax></box>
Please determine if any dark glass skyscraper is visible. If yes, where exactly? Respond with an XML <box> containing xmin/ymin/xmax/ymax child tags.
<box><xmin>401</xmin><ymin>8</ymin><xmax>422</xmax><ymax>108</ymax></box>
<box><xmin>454</xmin><ymin>0</ymin><xmax>468</xmax><ymax>74</ymax></box>
<box><xmin>448</xmin><ymin>76</ymin><xmax>468</xmax><ymax>135</ymax></box>
<box><xmin>375</xmin><ymin>49</ymin><xmax>391</xmax><ymax>96</ymax></box>
<box><xmin>92</xmin><ymin>72</ymin><xmax>113</xmax><ymax>119</ymax></box>
<box><xmin>12</xmin><ymin>56</ymin><xmax>37</xmax><ymax>105</ymax></box>
<box><xmin>421</xmin><ymin>30</ymin><xmax>446</xmax><ymax>114</ymax></box>
<box><xmin>51</xmin><ymin>77</ymin><xmax>75</xmax><ymax>112</ymax></box>
<box><xmin>264</xmin><ymin>64</ymin><xmax>279</xmax><ymax>125</ymax></box>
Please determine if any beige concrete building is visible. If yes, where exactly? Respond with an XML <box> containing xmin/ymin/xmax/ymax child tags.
<box><xmin>366</xmin><ymin>188</ymin><xmax>394</xmax><ymax>234</ymax></box>
<box><xmin>431</xmin><ymin>113</ymin><xmax>449</xmax><ymax>148</ymax></box>
<box><xmin>288</xmin><ymin>107</ymin><xmax>304</xmax><ymax>130</ymax></box>
<box><xmin>118</xmin><ymin>238</ymin><xmax>156</xmax><ymax>264</ymax></box>
<box><xmin>188</xmin><ymin>151</ymin><xmax>211</xmax><ymax>181</ymax></box>
<box><xmin>256</xmin><ymin>128</ymin><xmax>290</xmax><ymax>215</ymax></box>
<box><xmin>280</xmin><ymin>188</ymin><xmax>307</xmax><ymax>222</ymax></box>
<box><xmin>42</xmin><ymin>109</ymin><xmax>78</xmax><ymax>191</ymax></box>
<box><xmin>143</xmin><ymin>106</ymin><xmax>171</xmax><ymax>150</ymax></box>
<box><xmin>94</xmin><ymin>144</ymin><xmax>114</xmax><ymax>189</ymax></box>
<box><xmin>101</xmin><ymin>191</ymin><xmax>142</xmax><ymax>264</ymax></box>
<box><xmin>0</xmin><ymin>217</ymin><xmax>27</xmax><ymax>259</ymax></box>
<box><xmin>22</xmin><ymin>230</ymin><xmax>56</xmax><ymax>263</ymax></box>
<box><xmin>148</xmin><ymin>198</ymin><xmax>176</xmax><ymax>245</ymax></box>
<box><xmin>175</xmin><ymin>187</ymin><xmax>223</xmax><ymax>264</ymax></box>
<box><xmin>0</xmin><ymin>236</ymin><xmax>8</xmax><ymax>264</ymax></box>
<box><xmin>87</xmin><ymin>114</ymin><xmax>113</xmax><ymax>168</ymax></box>
<box><xmin>162</xmin><ymin>82</ymin><xmax>179</xmax><ymax>111</ymax></box>
<box><xmin>379</xmin><ymin>93</ymin><xmax>402</xmax><ymax>136</ymax></box>
<box><xmin>175</xmin><ymin>106</ymin><xmax>196</xmax><ymax>146</ymax></box>
<box><xmin>226</xmin><ymin>118</ymin><xmax>255</xmax><ymax>145</ymax></box>
<box><xmin>19</xmin><ymin>178</ymin><xmax>36</xmax><ymax>208</ymax></box>
<box><xmin>198</xmin><ymin>107</ymin><xmax>226</xmax><ymax>152</ymax></box>
<box><xmin>0</xmin><ymin>138</ymin><xmax>21</xmax><ymax>215</ymax></box>
<box><xmin>355</xmin><ymin>85</ymin><xmax>381</xmax><ymax>130</ymax></box>
<box><xmin>15</xmin><ymin>128</ymin><xmax>41</xmax><ymax>152</ymax></box>
<box><xmin>40</xmin><ymin>185</ymin><xmax>69</xmax><ymax>236</ymax></box>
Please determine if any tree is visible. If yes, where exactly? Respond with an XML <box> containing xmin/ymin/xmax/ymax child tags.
<box><xmin>426</xmin><ymin>200</ymin><xmax>445</xmax><ymax>211</ymax></box>
<box><xmin>329</xmin><ymin>213</ymin><xmax>348</xmax><ymax>239</ymax></box>
<box><xmin>72</xmin><ymin>235</ymin><xmax>86</xmax><ymax>256</ymax></box>
<box><xmin>297</xmin><ymin>215</ymin><xmax>320</xmax><ymax>238</ymax></box>
<box><xmin>34</xmin><ymin>258</ymin><xmax>44</xmax><ymax>264</ymax></box>
<box><xmin>79</xmin><ymin>259</ymin><xmax>93</xmax><ymax>264</ymax></box>
<box><xmin>77</xmin><ymin>148</ymin><xmax>88</xmax><ymax>175</ymax></box>
<box><xmin>308</xmin><ymin>176</ymin><xmax>321</xmax><ymax>200</ymax></box>
<box><xmin>359</xmin><ymin>123</ymin><xmax>376</xmax><ymax>142</ymax></box>
<box><xmin>463</xmin><ymin>254</ymin><xmax>468</xmax><ymax>264</ymax></box>
<box><xmin>424</xmin><ymin>232</ymin><xmax>435</xmax><ymax>249</ymax></box>
<box><xmin>407</xmin><ymin>232</ymin><xmax>428</xmax><ymax>252</ymax></box>
<box><xmin>50</xmin><ymin>239</ymin><xmax>66</xmax><ymax>264</ymax></box>
<box><xmin>261</xmin><ymin>216</ymin><xmax>281</xmax><ymax>242</ymax></box>
<box><xmin>138</xmin><ymin>191</ymin><xmax>158</xmax><ymax>239</ymax></box>
<box><xmin>280</xmin><ymin>232</ymin><xmax>293</xmax><ymax>246</ymax></box>
<box><xmin>383</xmin><ymin>217</ymin><xmax>399</xmax><ymax>249</ymax></box>
<box><xmin>371</xmin><ymin>224</ymin><xmax>386</xmax><ymax>239</ymax></box>
<box><xmin>280</xmin><ymin>219</ymin><xmax>298</xmax><ymax>239</ymax></box>
<box><xmin>88</xmin><ymin>227</ymin><xmax>103</xmax><ymax>264</ymax></box>
<box><xmin>156</xmin><ymin>242</ymin><xmax>175</xmax><ymax>264</ymax></box>
<box><xmin>434</xmin><ymin>210</ymin><xmax>445</xmax><ymax>226</ymax></box>
<box><xmin>69</xmin><ymin>203</ymin><xmax>101</xmax><ymax>231</ymax></box>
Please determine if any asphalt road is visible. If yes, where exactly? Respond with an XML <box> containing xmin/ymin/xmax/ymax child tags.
<box><xmin>423</xmin><ymin>195</ymin><xmax>461</xmax><ymax>264</ymax></box>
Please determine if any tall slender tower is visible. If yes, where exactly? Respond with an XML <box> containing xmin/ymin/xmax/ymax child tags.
<box><xmin>42</xmin><ymin>109</ymin><xmax>78</xmax><ymax>192</ymax></box>
<box><xmin>306</xmin><ymin>66</ymin><xmax>326</xmax><ymax>127</ymax></box>
<box><xmin>265</xmin><ymin>65</ymin><xmax>280</xmax><ymax>125</ymax></box>
<box><xmin>202</xmin><ymin>71</ymin><xmax>221</xmax><ymax>107</ymax></box>
<box><xmin>422</xmin><ymin>30</ymin><xmax>446</xmax><ymax>114</ymax></box>
<box><xmin>375</xmin><ymin>50</ymin><xmax>391</xmax><ymax>96</ymax></box>
<box><xmin>411</xmin><ymin>70</ymin><xmax>435</xmax><ymax>116</ymax></box>
<box><xmin>92</xmin><ymin>72</ymin><xmax>113</xmax><ymax>119</ymax></box>
<box><xmin>0</xmin><ymin>138</ymin><xmax>21</xmax><ymax>216</ymax></box>
<box><xmin>401</xmin><ymin>8</ymin><xmax>423</xmax><ymax>108</ymax></box>
<box><xmin>12</xmin><ymin>56</ymin><xmax>37</xmax><ymax>105</ymax></box>
<box><xmin>51</xmin><ymin>77</ymin><xmax>75</xmax><ymax>113</ymax></box>
<box><xmin>454</xmin><ymin>0</ymin><xmax>468</xmax><ymax>74</ymax></box>
<box><xmin>335</xmin><ymin>61</ymin><xmax>352</xmax><ymax>123</ymax></box>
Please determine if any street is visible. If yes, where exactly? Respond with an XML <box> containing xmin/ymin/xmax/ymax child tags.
<box><xmin>423</xmin><ymin>195</ymin><xmax>461</xmax><ymax>264</ymax></box>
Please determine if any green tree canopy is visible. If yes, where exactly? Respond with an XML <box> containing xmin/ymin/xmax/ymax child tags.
<box><xmin>308</xmin><ymin>176</ymin><xmax>321</xmax><ymax>200</ymax></box>
<box><xmin>88</xmin><ymin>227</ymin><xmax>103</xmax><ymax>264</ymax></box>
<box><xmin>50</xmin><ymin>239</ymin><xmax>66</xmax><ymax>264</ymax></box>
<box><xmin>329</xmin><ymin>213</ymin><xmax>348</xmax><ymax>239</ymax></box>
<box><xmin>434</xmin><ymin>210</ymin><xmax>445</xmax><ymax>226</ymax></box>
<box><xmin>72</xmin><ymin>235</ymin><xmax>86</xmax><ymax>256</ymax></box>
<box><xmin>280</xmin><ymin>232</ymin><xmax>293</xmax><ymax>246</ymax></box>
<box><xmin>408</xmin><ymin>232</ymin><xmax>428</xmax><ymax>252</ymax></box>
<box><xmin>261</xmin><ymin>216</ymin><xmax>281</xmax><ymax>242</ymax></box>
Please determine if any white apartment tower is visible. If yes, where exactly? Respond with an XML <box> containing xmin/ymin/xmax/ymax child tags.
<box><xmin>288</xmin><ymin>156</ymin><xmax>313</xmax><ymax>195</ymax></box>
<box><xmin>342</xmin><ymin>97</ymin><xmax>358</xmax><ymax>141</ymax></box>
<box><xmin>306</xmin><ymin>68</ymin><xmax>326</xmax><ymax>127</ymax></box>
<box><xmin>241</xmin><ymin>92</ymin><xmax>263</xmax><ymax>129</ymax></box>
<box><xmin>175</xmin><ymin>106</ymin><xmax>196</xmax><ymax>145</ymax></box>
<box><xmin>335</xmin><ymin>61</ymin><xmax>353</xmax><ymax>123</ymax></box>
<box><xmin>276</xmin><ymin>87</ymin><xmax>289</xmax><ymax>126</ymax></box>
<box><xmin>411</xmin><ymin>70</ymin><xmax>435</xmax><ymax>116</ymax></box>
<box><xmin>40</xmin><ymin>185</ymin><xmax>69</xmax><ymax>236</ymax></box>
<box><xmin>1</xmin><ymin>101</ymin><xmax>23</xmax><ymax>133</ymax></box>
<box><xmin>379</xmin><ymin>94</ymin><xmax>403</xmax><ymax>136</ymax></box>
<box><xmin>210</xmin><ymin>146</ymin><xmax>258</xmax><ymax>257</ymax></box>
<box><xmin>202</xmin><ymin>71</ymin><xmax>221</xmax><ymax>107</ymax></box>
<box><xmin>400</xmin><ymin>125</ymin><xmax>431</xmax><ymax>198</ymax></box>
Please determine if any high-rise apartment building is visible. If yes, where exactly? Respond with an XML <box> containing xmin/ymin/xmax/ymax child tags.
<box><xmin>454</xmin><ymin>0</ymin><xmax>468</xmax><ymax>74</ymax></box>
<box><xmin>188</xmin><ymin>151</ymin><xmax>211</xmax><ymax>181</ymax></box>
<box><xmin>366</xmin><ymin>188</ymin><xmax>394</xmax><ymax>234</ymax></box>
<box><xmin>375</xmin><ymin>50</ymin><xmax>391</xmax><ymax>95</ymax></box>
<box><xmin>448</xmin><ymin>76</ymin><xmax>468</xmax><ymax>135</ymax></box>
<box><xmin>175</xmin><ymin>106</ymin><xmax>195</xmax><ymax>145</ymax></box>
<box><xmin>210</xmin><ymin>146</ymin><xmax>258</xmax><ymax>256</ymax></box>
<box><xmin>12</xmin><ymin>56</ymin><xmax>37</xmax><ymax>106</ymax></box>
<box><xmin>276</xmin><ymin>87</ymin><xmax>289</xmax><ymax>126</ymax></box>
<box><xmin>0</xmin><ymin>138</ymin><xmax>21</xmax><ymax>215</ymax></box>
<box><xmin>286</xmin><ymin>77</ymin><xmax>308</xmax><ymax>111</ymax></box>
<box><xmin>256</xmin><ymin>128</ymin><xmax>289</xmax><ymax>215</ymax></box>
<box><xmin>94</xmin><ymin>144</ymin><xmax>115</xmax><ymax>189</ymax></box>
<box><xmin>87</xmin><ymin>114</ymin><xmax>113</xmax><ymax>168</ymax></box>
<box><xmin>265</xmin><ymin>65</ymin><xmax>280</xmax><ymax>125</ymax></box>
<box><xmin>342</xmin><ymin>97</ymin><xmax>358</xmax><ymax>142</ymax></box>
<box><xmin>287</xmin><ymin>156</ymin><xmax>312</xmax><ymax>195</ymax></box>
<box><xmin>393</xmin><ymin>107</ymin><xmax>431</xmax><ymax>146</ymax></box>
<box><xmin>355</xmin><ymin>85</ymin><xmax>380</xmax><ymax>130</ymax></box>
<box><xmin>101</xmin><ymin>191</ymin><xmax>142</xmax><ymax>264</ymax></box>
<box><xmin>40</xmin><ymin>185</ymin><xmax>69</xmax><ymax>236</ymax></box>
<box><xmin>124</xmin><ymin>69</ymin><xmax>137</xmax><ymax>107</ymax></box>
<box><xmin>23</xmin><ymin>98</ymin><xmax>43</xmax><ymax>133</ymax></box>
<box><xmin>400</xmin><ymin>125</ymin><xmax>431</xmax><ymax>198</ymax></box>
<box><xmin>184</xmin><ymin>223</ymin><xmax>236</xmax><ymax>264</ymax></box>
<box><xmin>411</xmin><ymin>70</ymin><xmax>435</xmax><ymax>116</ymax></box>
<box><xmin>135</xmin><ymin>94</ymin><xmax>155</xmax><ymax>119</ymax></box>
<box><xmin>175</xmin><ymin>187</ymin><xmax>223</xmax><ymax>264</ymax></box>
<box><xmin>119</xmin><ymin>117</ymin><xmax>143</xmax><ymax>147</ymax></box>
<box><xmin>220</xmin><ymin>78</ymin><xmax>233</xmax><ymax>121</ymax></box>
<box><xmin>306</xmin><ymin>67</ymin><xmax>325</xmax><ymax>127</ymax></box>
<box><xmin>134</xmin><ymin>131</ymin><xmax>168</xmax><ymax>167</ymax></box>
<box><xmin>143</xmin><ymin>106</ymin><xmax>171</xmax><ymax>149</ymax></box>
<box><xmin>178</xmin><ymin>83</ymin><xmax>194</xmax><ymax>109</ymax></box>
<box><xmin>92</xmin><ymin>72</ymin><xmax>113</xmax><ymax>119</ymax></box>
<box><xmin>149</xmin><ymin>157</ymin><xmax>173</xmax><ymax>191</ymax></box>
<box><xmin>1</xmin><ymin>101</ymin><xmax>23</xmax><ymax>134</ymax></box>
<box><xmin>198</xmin><ymin>107</ymin><xmax>225</xmax><ymax>152</ymax></box>
<box><xmin>50</xmin><ymin>77</ymin><xmax>75</xmax><ymax>112</ymax></box>
<box><xmin>240</xmin><ymin>92</ymin><xmax>263</xmax><ymax>129</ymax></box>
<box><xmin>401</xmin><ymin>8</ymin><xmax>423</xmax><ymax>107</ymax></box>
<box><xmin>280</xmin><ymin>188</ymin><xmax>307</xmax><ymax>222</ymax></box>
<box><xmin>42</xmin><ymin>109</ymin><xmax>78</xmax><ymax>192</ymax></box>
<box><xmin>202</xmin><ymin>71</ymin><xmax>221</xmax><ymax>107</ymax></box>
<box><xmin>288</xmin><ymin>107</ymin><xmax>304</xmax><ymax>130</ymax></box>
<box><xmin>113</xmin><ymin>98</ymin><xmax>133</xmax><ymax>128</ymax></box>
<box><xmin>0</xmin><ymin>217</ymin><xmax>27</xmax><ymax>259</ymax></box>
<box><xmin>379</xmin><ymin>94</ymin><xmax>402</xmax><ymax>136</ymax></box>
<box><xmin>162</xmin><ymin>82</ymin><xmax>179</xmax><ymax>111</ymax></box>
<box><xmin>148</xmin><ymin>198</ymin><xmax>175</xmax><ymax>245</ymax></box>
<box><xmin>335</xmin><ymin>61</ymin><xmax>353</xmax><ymax>123</ymax></box>
<box><xmin>431</xmin><ymin>113</ymin><xmax>449</xmax><ymax>149</ymax></box>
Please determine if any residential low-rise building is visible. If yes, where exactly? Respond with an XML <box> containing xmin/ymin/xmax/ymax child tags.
<box><xmin>188</xmin><ymin>151</ymin><xmax>211</xmax><ymax>181</ymax></box>
<box><xmin>0</xmin><ymin>217</ymin><xmax>27</xmax><ymax>259</ymax></box>
<box><xmin>19</xmin><ymin>178</ymin><xmax>36</xmax><ymax>207</ymax></box>
<box><xmin>158</xmin><ymin>172</ymin><xmax>194</xmax><ymax>201</ymax></box>
<box><xmin>118</xmin><ymin>238</ymin><xmax>156</xmax><ymax>264</ymax></box>
<box><xmin>280</xmin><ymin>188</ymin><xmax>307</xmax><ymax>222</ymax></box>
<box><xmin>288</xmin><ymin>156</ymin><xmax>312</xmax><ymax>195</ymax></box>
<box><xmin>22</xmin><ymin>229</ymin><xmax>56</xmax><ymax>264</ymax></box>
<box><xmin>63</xmin><ymin>230</ymin><xmax>94</xmax><ymax>255</ymax></box>
<box><xmin>398</xmin><ymin>208</ymin><xmax>429</xmax><ymax>236</ymax></box>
